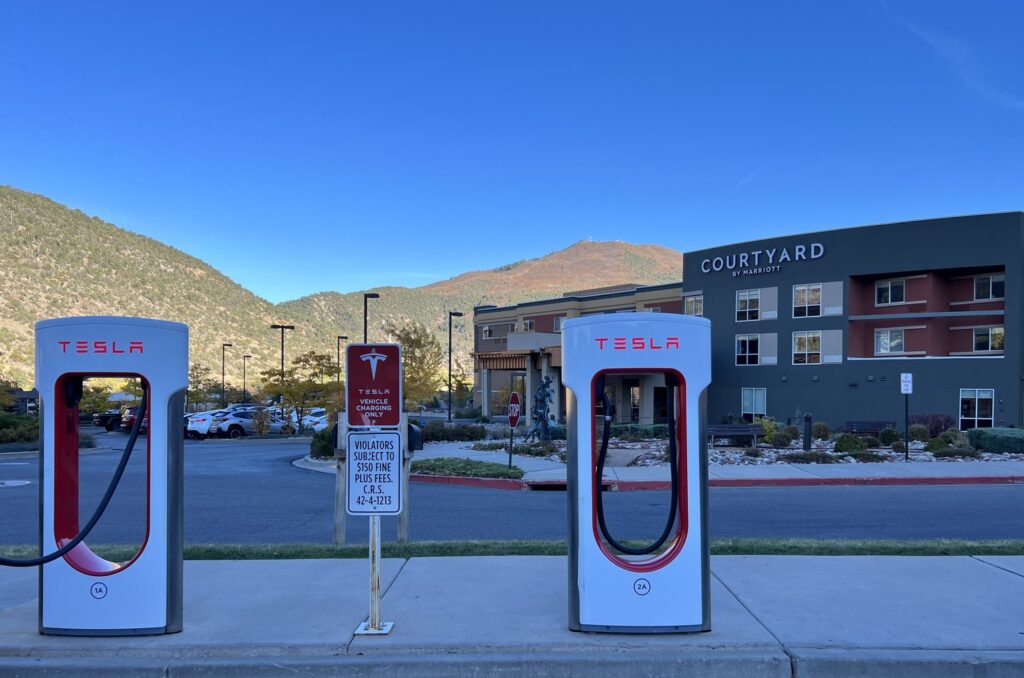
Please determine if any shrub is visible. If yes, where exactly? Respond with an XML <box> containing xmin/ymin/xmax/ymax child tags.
<box><xmin>756</xmin><ymin>416</ymin><xmax>778</xmax><ymax>440</ymax></box>
<box><xmin>849</xmin><ymin>449</ymin><xmax>886</xmax><ymax>462</ymax></box>
<box><xmin>891</xmin><ymin>441</ymin><xmax>907</xmax><ymax>453</ymax></box>
<box><xmin>0</xmin><ymin>412</ymin><xmax>38</xmax><ymax>443</ymax></box>
<box><xmin>770</xmin><ymin>432</ymin><xmax>793</xmax><ymax>448</ymax></box>
<box><xmin>878</xmin><ymin>427</ymin><xmax>901</xmax><ymax>446</ymax></box>
<box><xmin>907</xmin><ymin>424</ymin><xmax>930</xmax><ymax>442</ymax></box>
<box><xmin>861</xmin><ymin>436</ymin><xmax>881</xmax><ymax>448</ymax></box>
<box><xmin>470</xmin><ymin>441</ymin><xmax>506</xmax><ymax>451</ymax></box>
<box><xmin>411</xmin><ymin>457</ymin><xmax>523</xmax><ymax>480</ymax></box>
<box><xmin>743</xmin><ymin>447</ymin><xmax>762</xmax><ymax>458</ymax></box>
<box><xmin>811</xmin><ymin>421</ymin><xmax>830</xmax><ymax>440</ymax></box>
<box><xmin>475</xmin><ymin>415</ymin><xmax>491</xmax><ymax>424</ymax></box>
<box><xmin>422</xmin><ymin>421</ymin><xmax>487</xmax><ymax>442</ymax></box>
<box><xmin>783</xmin><ymin>425</ymin><xmax>801</xmax><ymax>440</ymax></box>
<box><xmin>512</xmin><ymin>441</ymin><xmax>559</xmax><ymax>458</ymax></box>
<box><xmin>925</xmin><ymin>438</ymin><xmax>950</xmax><ymax>453</ymax></box>
<box><xmin>909</xmin><ymin>413</ymin><xmax>956</xmax><ymax>439</ymax></box>
<box><xmin>454</xmin><ymin>406</ymin><xmax>481</xmax><ymax>419</ymax></box>
<box><xmin>939</xmin><ymin>428</ymin><xmax>968</xmax><ymax>447</ymax></box>
<box><xmin>834</xmin><ymin>434</ymin><xmax>867</xmax><ymax>454</ymax></box>
<box><xmin>779</xmin><ymin>451</ymin><xmax>838</xmax><ymax>464</ymax></box>
<box><xmin>932</xmin><ymin>446</ymin><xmax>981</xmax><ymax>459</ymax></box>
<box><xmin>309</xmin><ymin>428</ymin><xmax>334</xmax><ymax>458</ymax></box>
<box><xmin>967</xmin><ymin>427</ymin><xmax>1024</xmax><ymax>454</ymax></box>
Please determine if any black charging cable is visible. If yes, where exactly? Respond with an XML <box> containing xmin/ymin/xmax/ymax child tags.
<box><xmin>594</xmin><ymin>373</ymin><xmax>679</xmax><ymax>556</ymax></box>
<box><xmin>0</xmin><ymin>387</ymin><xmax>148</xmax><ymax>568</ymax></box>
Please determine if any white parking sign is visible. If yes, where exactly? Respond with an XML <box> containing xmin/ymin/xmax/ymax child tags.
<box><xmin>900</xmin><ymin>373</ymin><xmax>913</xmax><ymax>395</ymax></box>
<box><xmin>347</xmin><ymin>431</ymin><xmax>402</xmax><ymax>515</ymax></box>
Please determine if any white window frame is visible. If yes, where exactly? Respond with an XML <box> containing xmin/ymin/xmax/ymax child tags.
<box><xmin>735</xmin><ymin>334</ymin><xmax>760</xmax><ymax>366</ymax></box>
<box><xmin>741</xmin><ymin>387</ymin><xmax>766</xmax><ymax>423</ymax></box>
<box><xmin>482</xmin><ymin>325</ymin><xmax>493</xmax><ymax>339</ymax></box>
<box><xmin>874</xmin><ymin>328</ymin><xmax>905</xmax><ymax>355</ymax></box>
<box><xmin>553</xmin><ymin>317</ymin><xmax>564</xmax><ymax>332</ymax></box>
<box><xmin>792</xmin><ymin>330</ymin><xmax>821</xmax><ymax>365</ymax></box>
<box><xmin>792</xmin><ymin>283</ymin><xmax>822</xmax><ymax>318</ymax></box>
<box><xmin>684</xmin><ymin>295</ymin><xmax>704</xmax><ymax>317</ymax></box>
<box><xmin>974</xmin><ymin>274</ymin><xmax>1005</xmax><ymax>301</ymax></box>
<box><xmin>959</xmin><ymin>388</ymin><xmax>995</xmax><ymax>430</ymax></box>
<box><xmin>875</xmin><ymin>278</ymin><xmax>906</xmax><ymax>306</ymax></box>
<box><xmin>736</xmin><ymin>289</ymin><xmax>760</xmax><ymax>322</ymax></box>
<box><xmin>522</xmin><ymin>319</ymin><xmax>535</xmax><ymax>332</ymax></box>
<box><xmin>973</xmin><ymin>326</ymin><xmax>1004</xmax><ymax>352</ymax></box>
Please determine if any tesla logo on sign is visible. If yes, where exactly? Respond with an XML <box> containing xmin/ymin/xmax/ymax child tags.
<box><xmin>594</xmin><ymin>337</ymin><xmax>680</xmax><ymax>350</ymax></box>
<box><xmin>58</xmin><ymin>340</ymin><xmax>144</xmax><ymax>354</ymax></box>
<box><xmin>360</xmin><ymin>349</ymin><xmax>388</xmax><ymax>379</ymax></box>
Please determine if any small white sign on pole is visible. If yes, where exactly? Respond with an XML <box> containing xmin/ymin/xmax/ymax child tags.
<box><xmin>347</xmin><ymin>430</ymin><xmax>403</xmax><ymax>515</ymax></box>
<box><xmin>900</xmin><ymin>373</ymin><xmax>913</xmax><ymax>395</ymax></box>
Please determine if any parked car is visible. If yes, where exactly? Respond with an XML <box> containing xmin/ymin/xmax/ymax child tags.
<box><xmin>119</xmin><ymin>406</ymin><xmax>148</xmax><ymax>433</ymax></box>
<box><xmin>215</xmin><ymin>410</ymin><xmax>288</xmax><ymax>438</ymax></box>
<box><xmin>92</xmin><ymin>408</ymin><xmax>122</xmax><ymax>431</ymax></box>
<box><xmin>306</xmin><ymin>414</ymin><xmax>329</xmax><ymax>432</ymax></box>
<box><xmin>186</xmin><ymin>409</ymin><xmax>229</xmax><ymax>439</ymax></box>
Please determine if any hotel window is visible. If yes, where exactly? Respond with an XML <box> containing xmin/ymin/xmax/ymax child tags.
<box><xmin>741</xmin><ymin>387</ymin><xmax>767</xmax><ymax>423</ymax></box>
<box><xmin>792</xmin><ymin>331</ymin><xmax>821</xmax><ymax>364</ymax></box>
<box><xmin>553</xmin><ymin>317</ymin><xmax>564</xmax><ymax>332</ymax></box>
<box><xmin>646</xmin><ymin>307</ymin><xmax>661</xmax><ymax>313</ymax></box>
<box><xmin>793</xmin><ymin>283</ymin><xmax>822</xmax><ymax>318</ymax></box>
<box><xmin>482</xmin><ymin>325</ymin><xmax>493</xmax><ymax>339</ymax></box>
<box><xmin>973</xmin><ymin>326</ymin><xmax>1004</xmax><ymax>352</ymax></box>
<box><xmin>959</xmin><ymin>388</ymin><xmax>994</xmax><ymax>430</ymax></box>
<box><xmin>974</xmin><ymin>274</ymin><xmax>1005</xmax><ymax>301</ymax></box>
<box><xmin>736</xmin><ymin>334</ymin><xmax>760</xmax><ymax>365</ymax></box>
<box><xmin>736</xmin><ymin>289</ymin><xmax>760</xmax><ymax>322</ymax></box>
<box><xmin>875</xmin><ymin>329</ymin><xmax>905</xmax><ymax>355</ymax></box>
<box><xmin>509</xmin><ymin>322</ymin><xmax>518</xmax><ymax>333</ymax></box>
<box><xmin>522</xmin><ymin>319</ymin><xmax>535</xmax><ymax>332</ymax></box>
<box><xmin>875</xmin><ymin>279</ymin><xmax>905</xmax><ymax>305</ymax></box>
<box><xmin>684</xmin><ymin>295</ymin><xmax>704</xmax><ymax>317</ymax></box>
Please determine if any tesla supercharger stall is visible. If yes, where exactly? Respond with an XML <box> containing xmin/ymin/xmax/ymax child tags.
<box><xmin>31</xmin><ymin>316</ymin><xmax>187</xmax><ymax>635</ymax></box>
<box><xmin>563</xmin><ymin>313</ymin><xmax>711</xmax><ymax>633</ymax></box>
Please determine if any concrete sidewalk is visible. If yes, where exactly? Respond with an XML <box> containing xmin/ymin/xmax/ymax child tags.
<box><xmin>298</xmin><ymin>441</ymin><xmax>1024</xmax><ymax>489</ymax></box>
<box><xmin>0</xmin><ymin>555</ymin><xmax>1022</xmax><ymax>675</ymax></box>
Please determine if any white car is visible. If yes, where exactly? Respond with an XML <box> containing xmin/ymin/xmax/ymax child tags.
<box><xmin>187</xmin><ymin>410</ymin><xmax>229</xmax><ymax>439</ymax></box>
<box><xmin>215</xmin><ymin>410</ymin><xmax>289</xmax><ymax>438</ymax></box>
<box><xmin>306</xmin><ymin>414</ymin><xmax>329</xmax><ymax>432</ymax></box>
<box><xmin>298</xmin><ymin>408</ymin><xmax>327</xmax><ymax>430</ymax></box>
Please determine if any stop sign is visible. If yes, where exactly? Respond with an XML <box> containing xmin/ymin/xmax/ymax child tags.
<box><xmin>507</xmin><ymin>392</ymin><xmax>521</xmax><ymax>428</ymax></box>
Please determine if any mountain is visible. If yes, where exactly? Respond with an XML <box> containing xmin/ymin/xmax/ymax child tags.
<box><xmin>0</xmin><ymin>186</ymin><xmax>682</xmax><ymax>387</ymax></box>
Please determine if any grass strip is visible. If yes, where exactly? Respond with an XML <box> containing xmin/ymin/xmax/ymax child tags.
<box><xmin>2</xmin><ymin>539</ymin><xmax>1022</xmax><ymax>561</ymax></box>
<box><xmin>411</xmin><ymin>457</ymin><xmax>524</xmax><ymax>480</ymax></box>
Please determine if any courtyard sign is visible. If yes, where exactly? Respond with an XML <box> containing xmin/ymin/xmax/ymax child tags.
<box><xmin>699</xmin><ymin>242</ymin><xmax>825</xmax><ymax>277</ymax></box>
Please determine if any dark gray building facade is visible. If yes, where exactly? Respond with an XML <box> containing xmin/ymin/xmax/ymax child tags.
<box><xmin>682</xmin><ymin>212</ymin><xmax>1021</xmax><ymax>431</ymax></box>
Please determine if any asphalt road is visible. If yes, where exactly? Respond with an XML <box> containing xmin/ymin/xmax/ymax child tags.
<box><xmin>1</xmin><ymin>434</ymin><xmax>1022</xmax><ymax>546</ymax></box>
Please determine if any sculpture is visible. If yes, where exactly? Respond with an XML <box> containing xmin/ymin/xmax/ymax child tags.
<box><xmin>524</xmin><ymin>375</ymin><xmax>555</xmax><ymax>442</ymax></box>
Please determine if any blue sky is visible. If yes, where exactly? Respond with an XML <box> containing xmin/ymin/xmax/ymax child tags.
<box><xmin>2</xmin><ymin>1</ymin><xmax>1022</xmax><ymax>303</ymax></box>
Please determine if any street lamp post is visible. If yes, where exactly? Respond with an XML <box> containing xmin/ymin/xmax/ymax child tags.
<box><xmin>363</xmin><ymin>293</ymin><xmax>380</xmax><ymax>342</ymax></box>
<box><xmin>242</xmin><ymin>354</ymin><xmax>252</xmax><ymax>402</ymax></box>
<box><xmin>448</xmin><ymin>311</ymin><xmax>463</xmax><ymax>422</ymax></box>
<box><xmin>337</xmin><ymin>335</ymin><xmax>348</xmax><ymax>383</ymax></box>
<box><xmin>221</xmin><ymin>343</ymin><xmax>233</xmax><ymax>406</ymax></box>
<box><xmin>269</xmin><ymin>324</ymin><xmax>295</xmax><ymax>386</ymax></box>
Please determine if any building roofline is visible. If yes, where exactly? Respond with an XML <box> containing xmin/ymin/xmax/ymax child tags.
<box><xmin>473</xmin><ymin>281</ymin><xmax>683</xmax><ymax>316</ymax></box>
<box><xmin>684</xmin><ymin>211</ymin><xmax>1024</xmax><ymax>259</ymax></box>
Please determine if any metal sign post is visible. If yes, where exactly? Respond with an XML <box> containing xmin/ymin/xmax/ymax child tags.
<box><xmin>901</xmin><ymin>373</ymin><xmax>913</xmax><ymax>461</ymax></box>
<box><xmin>507</xmin><ymin>392</ymin><xmax>521</xmax><ymax>469</ymax></box>
<box><xmin>345</xmin><ymin>342</ymin><xmax>404</xmax><ymax>637</ymax></box>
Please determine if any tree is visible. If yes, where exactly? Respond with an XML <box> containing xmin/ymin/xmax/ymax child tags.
<box><xmin>78</xmin><ymin>382</ymin><xmax>113</xmax><ymax>414</ymax></box>
<box><xmin>258</xmin><ymin>351</ymin><xmax>340</xmax><ymax>432</ymax></box>
<box><xmin>0</xmin><ymin>372</ymin><xmax>19</xmax><ymax>411</ymax></box>
<box><xmin>187</xmin><ymin>364</ymin><xmax>218</xmax><ymax>411</ymax></box>
<box><xmin>385</xmin><ymin>320</ymin><xmax>445</xmax><ymax>407</ymax></box>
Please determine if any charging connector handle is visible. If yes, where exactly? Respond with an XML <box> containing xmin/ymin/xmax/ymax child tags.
<box><xmin>594</xmin><ymin>373</ymin><xmax>679</xmax><ymax>556</ymax></box>
<box><xmin>0</xmin><ymin>390</ymin><xmax>148</xmax><ymax>568</ymax></box>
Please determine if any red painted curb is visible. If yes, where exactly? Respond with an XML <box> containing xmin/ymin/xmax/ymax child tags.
<box><xmin>409</xmin><ymin>473</ymin><xmax>525</xmax><ymax>490</ymax></box>
<box><xmin>411</xmin><ymin>473</ymin><xmax>1021</xmax><ymax>491</ymax></box>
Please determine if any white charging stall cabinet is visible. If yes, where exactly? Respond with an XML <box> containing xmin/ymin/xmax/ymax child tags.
<box><xmin>35</xmin><ymin>316</ymin><xmax>187</xmax><ymax>635</ymax></box>
<box><xmin>563</xmin><ymin>313</ymin><xmax>711</xmax><ymax>633</ymax></box>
